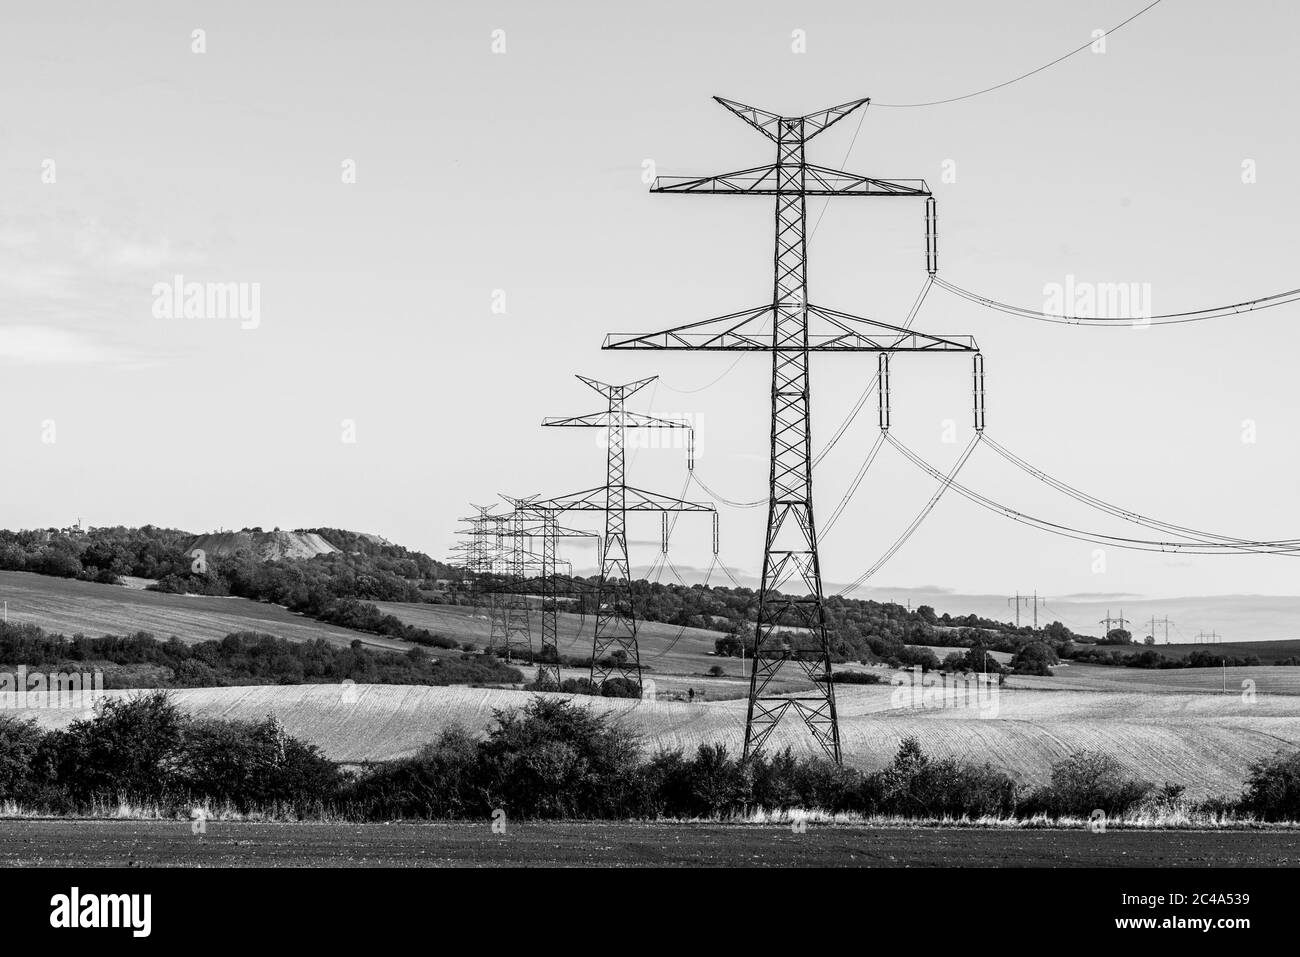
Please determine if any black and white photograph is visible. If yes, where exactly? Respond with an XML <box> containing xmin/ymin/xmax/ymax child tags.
<box><xmin>0</xmin><ymin>0</ymin><xmax>1292</xmax><ymax>939</ymax></box>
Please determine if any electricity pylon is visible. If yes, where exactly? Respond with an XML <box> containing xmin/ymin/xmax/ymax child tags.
<box><xmin>604</xmin><ymin>96</ymin><xmax>979</xmax><ymax>762</ymax></box>
<box><xmin>452</xmin><ymin>503</ymin><xmax>507</xmax><ymax>622</ymax></box>
<box><xmin>457</xmin><ymin>503</ymin><xmax>555</xmax><ymax>661</ymax></box>
<box><xmin>1007</xmin><ymin>591</ymin><xmax>1044</xmax><ymax>629</ymax></box>
<box><xmin>499</xmin><ymin>494</ymin><xmax>599</xmax><ymax>689</ymax></box>
<box><xmin>536</xmin><ymin>375</ymin><xmax>713</xmax><ymax>693</ymax></box>
<box><xmin>1099</xmin><ymin>610</ymin><xmax>1131</xmax><ymax>637</ymax></box>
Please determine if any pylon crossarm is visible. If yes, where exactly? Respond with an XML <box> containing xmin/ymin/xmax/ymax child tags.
<box><xmin>653</xmin><ymin>165</ymin><xmax>779</xmax><ymax>194</ymax></box>
<box><xmin>713</xmin><ymin>98</ymin><xmax>785</xmax><ymax>139</ymax></box>
<box><xmin>575</xmin><ymin>373</ymin><xmax>656</xmax><ymax>398</ymax></box>
<box><xmin>536</xmin><ymin>486</ymin><xmax>712</xmax><ymax>514</ymax></box>
<box><xmin>809</xmin><ymin>304</ymin><xmax>977</xmax><ymax>350</ymax></box>
<box><xmin>653</xmin><ymin>166</ymin><xmax>928</xmax><ymax>197</ymax></box>
<box><xmin>541</xmin><ymin>411</ymin><xmax>694</xmax><ymax>430</ymax></box>
<box><xmin>797</xmin><ymin>97</ymin><xmax>871</xmax><ymax>138</ymax></box>
<box><xmin>541</xmin><ymin>412</ymin><xmax>610</xmax><ymax>428</ymax></box>
<box><xmin>621</xmin><ymin>486</ymin><xmax>714</xmax><ymax>512</ymax></box>
<box><xmin>604</xmin><ymin>306</ymin><xmax>774</xmax><ymax>350</ymax></box>
<box><xmin>803</xmin><ymin>166</ymin><xmax>928</xmax><ymax>195</ymax></box>
<box><xmin>620</xmin><ymin>412</ymin><xmax>695</xmax><ymax>430</ymax></box>
<box><xmin>605</xmin><ymin>304</ymin><xmax>977</xmax><ymax>352</ymax></box>
<box><xmin>532</xmin><ymin>486</ymin><xmax>609</xmax><ymax>512</ymax></box>
<box><xmin>713</xmin><ymin>95</ymin><xmax>870</xmax><ymax>142</ymax></box>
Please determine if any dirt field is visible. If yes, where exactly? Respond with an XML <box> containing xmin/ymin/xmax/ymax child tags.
<box><xmin>0</xmin><ymin>820</ymin><xmax>1295</xmax><ymax>867</ymax></box>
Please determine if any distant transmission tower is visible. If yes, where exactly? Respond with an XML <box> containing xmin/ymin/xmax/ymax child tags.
<box><xmin>537</xmin><ymin>375</ymin><xmax>712</xmax><ymax>693</ymax></box>
<box><xmin>1007</xmin><ymin>590</ymin><xmax>1044</xmax><ymax>628</ymax></box>
<box><xmin>498</xmin><ymin>495</ymin><xmax>598</xmax><ymax>688</ymax></box>
<box><xmin>452</xmin><ymin>503</ymin><xmax>505</xmax><ymax>620</ymax></box>
<box><xmin>1099</xmin><ymin>610</ymin><xmax>1132</xmax><ymax>636</ymax></box>
<box><xmin>495</xmin><ymin>505</ymin><xmax>535</xmax><ymax>661</ymax></box>
<box><xmin>1148</xmin><ymin>615</ymin><xmax>1174</xmax><ymax>644</ymax></box>
<box><xmin>604</xmin><ymin>96</ymin><xmax>978</xmax><ymax>762</ymax></box>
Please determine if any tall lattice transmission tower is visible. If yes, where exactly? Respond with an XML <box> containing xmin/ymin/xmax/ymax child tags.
<box><xmin>604</xmin><ymin>97</ymin><xmax>979</xmax><ymax>761</ymax></box>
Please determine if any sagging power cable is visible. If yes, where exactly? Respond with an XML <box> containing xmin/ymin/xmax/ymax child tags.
<box><xmin>836</xmin><ymin>433</ymin><xmax>982</xmax><ymax>595</ymax></box>
<box><xmin>887</xmin><ymin>433</ymin><xmax>1300</xmax><ymax>556</ymax></box>
<box><xmin>936</xmin><ymin>276</ymin><xmax>1300</xmax><ymax>327</ymax></box>
<box><xmin>873</xmin><ymin>0</ymin><xmax>1166</xmax><ymax>109</ymax></box>
<box><xmin>982</xmin><ymin>433</ymin><xmax>1300</xmax><ymax>548</ymax></box>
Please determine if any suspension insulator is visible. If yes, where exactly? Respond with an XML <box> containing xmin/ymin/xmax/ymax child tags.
<box><xmin>712</xmin><ymin>511</ymin><xmax>720</xmax><ymax>557</ymax></box>
<box><xmin>972</xmin><ymin>352</ymin><xmax>986</xmax><ymax>432</ymax></box>
<box><xmin>925</xmin><ymin>196</ymin><xmax>938</xmax><ymax>276</ymax></box>
<box><xmin>878</xmin><ymin>353</ymin><xmax>892</xmax><ymax>432</ymax></box>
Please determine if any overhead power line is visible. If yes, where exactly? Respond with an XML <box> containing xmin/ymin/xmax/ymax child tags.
<box><xmin>936</xmin><ymin>276</ymin><xmax>1300</xmax><ymax>326</ymax></box>
<box><xmin>885</xmin><ymin>434</ymin><xmax>1300</xmax><ymax>556</ymax></box>
<box><xmin>982</xmin><ymin>434</ymin><xmax>1300</xmax><ymax>547</ymax></box>
<box><xmin>837</xmin><ymin>434</ymin><xmax>982</xmax><ymax>595</ymax></box>
<box><xmin>874</xmin><ymin>0</ymin><xmax>1167</xmax><ymax>109</ymax></box>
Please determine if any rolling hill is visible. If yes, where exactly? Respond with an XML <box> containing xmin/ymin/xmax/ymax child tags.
<box><xmin>0</xmin><ymin>570</ymin><xmax>407</xmax><ymax>651</ymax></box>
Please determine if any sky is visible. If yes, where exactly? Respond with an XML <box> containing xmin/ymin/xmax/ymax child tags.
<box><xmin>2</xmin><ymin>1</ymin><xmax>1300</xmax><ymax>640</ymax></box>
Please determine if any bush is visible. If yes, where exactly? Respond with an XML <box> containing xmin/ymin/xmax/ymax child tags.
<box><xmin>174</xmin><ymin>715</ymin><xmax>341</xmax><ymax>811</ymax></box>
<box><xmin>1241</xmin><ymin>749</ymin><xmax>1300</xmax><ymax>821</ymax></box>
<box><xmin>714</xmin><ymin>636</ymin><xmax>744</xmax><ymax>658</ymax></box>
<box><xmin>475</xmin><ymin>698</ymin><xmax>646</xmax><ymax>818</ymax></box>
<box><xmin>864</xmin><ymin>737</ymin><xmax>1017</xmax><ymax>818</ymax></box>
<box><xmin>0</xmin><ymin>690</ymin><xmax>339</xmax><ymax>813</ymax></box>
<box><xmin>1025</xmin><ymin>751</ymin><xmax>1153</xmax><ymax>817</ymax></box>
<box><xmin>831</xmin><ymin>671</ymin><xmax>882</xmax><ymax>684</ymax></box>
<box><xmin>44</xmin><ymin>691</ymin><xmax>185</xmax><ymax>803</ymax></box>
<box><xmin>0</xmin><ymin>716</ymin><xmax>45</xmax><ymax>802</ymax></box>
<box><xmin>347</xmin><ymin>726</ymin><xmax>484</xmax><ymax>819</ymax></box>
<box><xmin>1010</xmin><ymin>641</ymin><xmax>1058</xmax><ymax>676</ymax></box>
<box><xmin>680</xmin><ymin>743</ymin><xmax>747</xmax><ymax>817</ymax></box>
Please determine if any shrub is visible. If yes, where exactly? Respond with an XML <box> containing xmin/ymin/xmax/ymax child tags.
<box><xmin>347</xmin><ymin>726</ymin><xmax>484</xmax><ymax>819</ymax></box>
<box><xmin>1240</xmin><ymin>749</ymin><xmax>1300</xmax><ymax>821</ymax></box>
<box><xmin>865</xmin><ymin>737</ymin><xmax>1017</xmax><ymax>818</ymax></box>
<box><xmin>174</xmin><ymin>715</ymin><xmax>341</xmax><ymax>811</ymax></box>
<box><xmin>0</xmin><ymin>716</ymin><xmax>45</xmax><ymax>802</ymax></box>
<box><xmin>681</xmin><ymin>743</ymin><xmax>747</xmax><ymax>817</ymax></box>
<box><xmin>831</xmin><ymin>670</ymin><xmax>882</xmax><ymax>684</ymax></box>
<box><xmin>1010</xmin><ymin>641</ymin><xmax>1058</xmax><ymax>676</ymax></box>
<box><xmin>476</xmin><ymin>698</ymin><xmax>645</xmax><ymax>818</ymax></box>
<box><xmin>1025</xmin><ymin>751</ymin><xmax>1153</xmax><ymax>817</ymax></box>
<box><xmin>44</xmin><ymin>691</ymin><xmax>185</xmax><ymax>803</ymax></box>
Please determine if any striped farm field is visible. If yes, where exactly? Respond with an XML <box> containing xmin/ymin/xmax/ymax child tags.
<box><xmin>15</xmin><ymin>674</ymin><xmax>1300</xmax><ymax>798</ymax></box>
<box><xmin>0</xmin><ymin>570</ymin><xmax>406</xmax><ymax>651</ymax></box>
